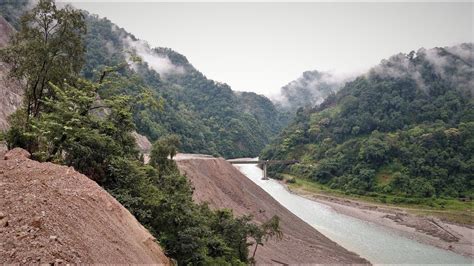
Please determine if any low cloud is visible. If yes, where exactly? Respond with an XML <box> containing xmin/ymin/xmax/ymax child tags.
<box><xmin>272</xmin><ymin>70</ymin><xmax>354</xmax><ymax>111</ymax></box>
<box><xmin>369</xmin><ymin>44</ymin><xmax>473</xmax><ymax>95</ymax></box>
<box><xmin>123</xmin><ymin>37</ymin><xmax>185</xmax><ymax>77</ymax></box>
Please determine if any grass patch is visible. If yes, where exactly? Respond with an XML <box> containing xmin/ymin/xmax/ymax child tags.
<box><xmin>285</xmin><ymin>175</ymin><xmax>473</xmax><ymax>226</ymax></box>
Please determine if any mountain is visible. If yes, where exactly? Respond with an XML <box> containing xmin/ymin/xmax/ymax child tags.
<box><xmin>273</xmin><ymin>70</ymin><xmax>349</xmax><ymax>113</ymax></box>
<box><xmin>261</xmin><ymin>44</ymin><xmax>474</xmax><ymax>199</ymax></box>
<box><xmin>81</xmin><ymin>14</ymin><xmax>285</xmax><ymax>158</ymax></box>
<box><xmin>0</xmin><ymin>2</ymin><xmax>285</xmax><ymax>158</ymax></box>
<box><xmin>0</xmin><ymin>3</ymin><xmax>292</xmax><ymax>264</ymax></box>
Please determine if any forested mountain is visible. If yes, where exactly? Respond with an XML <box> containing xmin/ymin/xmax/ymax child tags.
<box><xmin>0</xmin><ymin>2</ymin><xmax>285</xmax><ymax>158</ymax></box>
<box><xmin>273</xmin><ymin>70</ymin><xmax>349</xmax><ymax>113</ymax></box>
<box><xmin>262</xmin><ymin>44</ymin><xmax>474</xmax><ymax>199</ymax></box>
<box><xmin>0</xmin><ymin>1</ymin><xmax>283</xmax><ymax>264</ymax></box>
<box><xmin>81</xmin><ymin>14</ymin><xmax>285</xmax><ymax>158</ymax></box>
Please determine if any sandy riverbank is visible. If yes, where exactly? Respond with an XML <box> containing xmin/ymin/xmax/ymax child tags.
<box><xmin>286</xmin><ymin>185</ymin><xmax>474</xmax><ymax>259</ymax></box>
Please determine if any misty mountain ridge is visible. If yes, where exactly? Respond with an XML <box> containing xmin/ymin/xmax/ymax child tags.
<box><xmin>262</xmin><ymin>43</ymin><xmax>473</xmax><ymax>199</ymax></box>
<box><xmin>272</xmin><ymin>69</ymin><xmax>353</xmax><ymax>114</ymax></box>
<box><xmin>81</xmin><ymin>13</ymin><xmax>287</xmax><ymax>158</ymax></box>
<box><xmin>369</xmin><ymin>43</ymin><xmax>473</xmax><ymax>96</ymax></box>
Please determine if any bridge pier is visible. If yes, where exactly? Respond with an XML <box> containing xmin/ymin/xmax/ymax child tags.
<box><xmin>228</xmin><ymin>159</ymin><xmax>299</xmax><ymax>181</ymax></box>
<box><xmin>262</xmin><ymin>163</ymin><xmax>269</xmax><ymax>180</ymax></box>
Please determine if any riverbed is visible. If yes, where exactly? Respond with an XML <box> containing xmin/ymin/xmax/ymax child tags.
<box><xmin>233</xmin><ymin>162</ymin><xmax>473</xmax><ymax>264</ymax></box>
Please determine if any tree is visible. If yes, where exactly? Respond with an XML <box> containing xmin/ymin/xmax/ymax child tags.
<box><xmin>0</xmin><ymin>0</ymin><xmax>86</xmax><ymax>120</ymax></box>
<box><xmin>248</xmin><ymin>216</ymin><xmax>283</xmax><ymax>264</ymax></box>
<box><xmin>149</xmin><ymin>134</ymin><xmax>181</xmax><ymax>174</ymax></box>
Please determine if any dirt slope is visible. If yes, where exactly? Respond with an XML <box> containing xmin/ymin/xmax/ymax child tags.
<box><xmin>0</xmin><ymin>16</ymin><xmax>23</xmax><ymax>132</ymax></box>
<box><xmin>175</xmin><ymin>154</ymin><xmax>368</xmax><ymax>264</ymax></box>
<box><xmin>0</xmin><ymin>148</ymin><xmax>170</xmax><ymax>264</ymax></box>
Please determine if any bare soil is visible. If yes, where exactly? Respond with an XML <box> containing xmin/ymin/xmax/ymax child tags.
<box><xmin>0</xmin><ymin>148</ymin><xmax>170</xmax><ymax>264</ymax></box>
<box><xmin>175</xmin><ymin>154</ymin><xmax>369</xmax><ymax>265</ymax></box>
<box><xmin>289</xmin><ymin>186</ymin><xmax>474</xmax><ymax>258</ymax></box>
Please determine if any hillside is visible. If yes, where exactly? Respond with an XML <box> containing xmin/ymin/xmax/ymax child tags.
<box><xmin>0</xmin><ymin>3</ymin><xmax>285</xmax><ymax>158</ymax></box>
<box><xmin>273</xmin><ymin>70</ymin><xmax>348</xmax><ymax>114</ymax></box>
<box><xmin>80</xmin><ymin>14</ymin><xmax>285</xmax><ymax>158</ymax></box>
<box><xmin>262</xmin><ymin>44</ymin><xmax>474</xmax><ymax>201</ymax></box>
<box><xmin>0</xmin><ymin>148</ymin><xmax>169</xmax><ymax>264</ymax></box>
<box><xmin>175</xmin><ymin>154</ymin><xmax>368</xmax><ymax>264</ymax></box>
<box><xmin>0</xmin><ymin>2</ymin><xmax>302</xmax><ymax>263</ymax></box>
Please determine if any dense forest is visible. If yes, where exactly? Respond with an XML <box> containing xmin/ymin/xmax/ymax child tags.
<box><xmin>0</xmin><ymin>1</ymin><xmax>282</xmax><ymax>264</ymax></box>
<box><xmin>81</xmin><ymin>14</ymin><xmax>287</xmax><ymax>158</ymax></box>
<box><xmin>273</xmin><ymin>70</ymin><xmax>348</xmax><ymax>114</ymax></box>
<box><xmin>262</xmin><ymin>44</ymin><xmax>474</xmax><ymax>200</ymax></box>
<box><xmin>1</xmin><ymin>1</ymin><xmax>286</xmax><ymax>158</ymax></box>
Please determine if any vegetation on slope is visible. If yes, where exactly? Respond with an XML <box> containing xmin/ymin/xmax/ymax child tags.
<box><xmin>0</xmin><ymin>0</ymin><xmax>286</xmax><ymax>159</ymax></box>
<box><xmin>80</xmin><ymin>14</ymin><xmax>285</xmax><ymax>158</ymax></box>
<box><xmin>262</xmin><ymin>45</ymin><xmax>474</xmax><ymax>203</ymax></box>
<box><xmin>274</xmin><ymin>70</ymin><xmax>347</xmax><ymax>114</ymax></box>
<box><xmin>0</xmin><ymin>1</ymin><xmax>282</xmax><ymax>264</ymax></box>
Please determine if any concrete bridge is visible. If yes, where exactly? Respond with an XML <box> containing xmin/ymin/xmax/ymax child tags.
<box><xmin>228</xmin><ymin>159</ymin><xmax>299</xmax><ymax>180</ymax></box>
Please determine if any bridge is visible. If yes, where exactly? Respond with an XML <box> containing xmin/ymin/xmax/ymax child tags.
<box><xmin>228</xmin><ymin>159</ymin><xmax>299</xmax><ymax>180</ymax></box>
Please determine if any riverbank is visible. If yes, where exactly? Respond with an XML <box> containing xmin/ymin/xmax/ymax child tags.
<box><xmin>284</xmin><ymin>181</ymin><xmax>474</xmax><ymax>259</ymax></box>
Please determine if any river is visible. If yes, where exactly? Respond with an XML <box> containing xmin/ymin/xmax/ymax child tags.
<box><xmin>233</xmin><ymin>162</ymin><xmax>473</xmax><ymax>264</ymax></box>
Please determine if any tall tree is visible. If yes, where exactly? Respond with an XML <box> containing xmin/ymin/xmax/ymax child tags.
<box><xmin>0</xmin><ymin>0</ymin><xmax>85</xmax><ymax>120</ymax></box>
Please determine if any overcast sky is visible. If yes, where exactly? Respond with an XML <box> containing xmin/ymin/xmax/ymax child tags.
<box><xmin>62</xmin><ymin>1</ymin><xmax>473</xmax><ymax>96</ymax></box>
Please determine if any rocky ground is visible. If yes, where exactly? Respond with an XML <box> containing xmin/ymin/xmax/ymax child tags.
<box><xmin>0</xmin><ymin>148</ymin><xmax>170</xmax><ymax>264</ymax></box>
<box><xmin>175</xmin><ymin>154</ymin><xmax>369</xmax><ymax>265</ymax></box>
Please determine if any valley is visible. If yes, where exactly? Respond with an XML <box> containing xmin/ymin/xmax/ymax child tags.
<box><xmin>233</xmin><ymin>162</ymin><xmax>473</xmax><ymax>264</ymax></box>
<box><xmin>0</xmin><ymin>0</ymin><xmax>472</xmax><ymax>264</ymax></box>
<box><xmin>174</xmin><ymin>154</ymin><xmax>368</xmax><ymax>264</ymax></box>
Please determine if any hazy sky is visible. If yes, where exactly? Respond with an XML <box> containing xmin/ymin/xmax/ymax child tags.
<box><xmin>63</xmin><ymin>1</ymin><xmax>473</xmax><ymax>96</ymax></box>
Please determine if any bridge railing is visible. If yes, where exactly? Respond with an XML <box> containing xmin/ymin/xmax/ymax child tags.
<box><xmin>228</xmin><ymin>160</ymin><xmax>299</xmax><ymax>165</ymax></box>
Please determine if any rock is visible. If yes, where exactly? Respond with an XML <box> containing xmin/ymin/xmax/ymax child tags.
<box><xmin>0</xmin><ymin>219</ymin><xmax>8</xmax><ymax>227</ymax></box>
<box><xmin>30</xmin><ymin>217</ymin><xmax>42</xmax><ymax>228</ymax></box>
<box><xmin>0</xmin><ymin>212</ymin><xmax>5</xmax><ymax>219</ymax></box>
<box><xmin>49</xmin><ymin>235</ymin><xmax>57</xmax><ymax>241</ymax></box>
<box><xmin>4</xmin><ymin>148</ymin><xmax>31</xmax><ymax>160</ymax></box>
<box><xmin>132</xmin><ymin>132</ymin><xmax>152</xmax><ymax>153</ymax></box>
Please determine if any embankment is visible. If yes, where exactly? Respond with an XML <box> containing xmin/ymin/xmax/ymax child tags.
<box><xmin>0</xmin><ymin>148</ymin><xmax>170</xmax><ymax>264</ymax></box>
<box><xmin>175</xmin><ymin>154</ymin><xmax>368</xmax><ymax>264</ymax></box>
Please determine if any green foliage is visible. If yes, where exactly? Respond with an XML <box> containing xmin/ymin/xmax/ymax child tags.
<box><xmin>149</xmin><ymin>134</ymin><xmax>180</xmax><ymax>174</ymax></box>
<box><xmin>0</xmin><ymin>0</ymin><xmax>86</xmax><ymax>119</ymax></box>
<box><xmin>6</xmin><ymin>70</ymin><xmax>281</xmax><ymax>265</ymax></box>
<box><xmin>81</xmin><ymin>14</ymin><xmax>287</xmax><ymax>158</ymax></box>
<box><xmin>248</xmin><ymin>215</ymin><xmax>283</xmax><ymax>263</ymax></box>
<box><xmin>2</xmin><ymin>2</ymin><xmax>283</xmax><ymax>264</ymax></box>
<box><xmin>262</xmin><ymin>45</ymin><xmax>474</xmax><ymax>200</ymax></box>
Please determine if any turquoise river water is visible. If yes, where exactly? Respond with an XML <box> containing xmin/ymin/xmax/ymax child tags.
<box><xmin>234</xmin><ymin>162</ymin><xmax>473</xmax><ymax>264</ymax></box>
